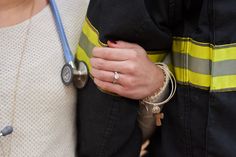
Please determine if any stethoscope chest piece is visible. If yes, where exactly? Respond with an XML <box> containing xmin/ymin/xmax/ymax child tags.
<box><xmin>73</xmin><ymin>61</ymin><xmax>89</xmax><ymax>89</ymax></box>
<box><xmin>61</xmin><ymin>63</ymin><xmax>73</xmax><ymax>86</ymax></box>
<box><xmin>50</xmin><ymin>0</ymin><xmax>89</xmax><ymax>89</ymax></box>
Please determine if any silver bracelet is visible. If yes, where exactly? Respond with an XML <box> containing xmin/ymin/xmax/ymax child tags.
<box><xmin>140</xmin><ymin>63</ymin><xmax>177</xmax><ymax>114</ymax></box>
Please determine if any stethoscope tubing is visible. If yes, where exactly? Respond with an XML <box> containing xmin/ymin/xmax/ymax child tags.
<box><xmin>49</xmin><ymin>0</ymin><xmax>89</xmax><ymax>89</ymax></box>
<box><xmin>49</xmin><ymin>0</ymin><xmax>74</xmax><ymax>64</ymax></box>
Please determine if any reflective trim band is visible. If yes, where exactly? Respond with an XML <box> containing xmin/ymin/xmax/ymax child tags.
<box><xmin>79</xmin><ymin>31</ymin><xmax>96</xmax><ymax>57</ymax></box>
<box><xmin>175</xmin><ymin>67</ymin><xmax>236</xmax><ymax>91</ymax></box>
<box><xmin>212</xmin><ymin>75</ymin><xmax>236</xmax><ymax>91</ymax></box>
<box><xmin>174</xmin><ymin>67</ymin><xmax>211</xmax><ymax>88</ymax></box>
<box><xmin>173</xmin><ymin>37</ymin><xmax>212</xmax><ymax>60</ymax></box>
<box><xmin>173</xmin><ymin>37</ymin><xmax>236</xmax><ymax>62</ymax></box>
<box><xmin>76</xmin><ymin>18</ymin><xmax>103</xmax><ymax>73</ymax></box>
<box><xmin>173</xmin><ymin>53</ymin><xmax>211</xmax><ymax>75</ymax></box>
<box><xmin>173</xmin><ymin>53</ymin><xmax>236</xmax><ymax>76</ymax></box>
<box><xmin>213</xmin><ymin>60</ymin><xmax>236</xmax><ymax>76</ymax></box>
<box><xmin>215</xmin><ymin>47</ymin><xmax>236</xmax><ymax>62</ymax></box>
<box><xmin>76</xmin><ymin>46</ymin><xmax>92</xmax><ymax>72</ymax></box>
<box><xmin>82</xmin><ymin>18</ymin><xmax>106</xmax><ymax>47</ymax></box>
<box><xmin>148</xmin><ymin>53</ymin><xmax>167</xmax><ymax>62</ymax></box>
<box><xmin>173</xmin><ymin>37</ymin><xmax>236</xmax><ymax>91</ymax></box>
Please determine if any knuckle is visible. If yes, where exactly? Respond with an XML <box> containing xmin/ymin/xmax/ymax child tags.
<box><xmin>94</xmin><ymin>71</ymin><xmax>102</xmax><ymax>79</ymax></box>
<box><xmin>91</xmin><ymin>69</ymin><xmax>101</xmax><ymax>80</ymax></box>
<box><xmin>130</xmin><ymin>50</ymin><xmax>138</xmax><ymax>59</ymax></box>
<box><xmin>102</xmin><ymin>84</ymin><xmax>109</xmax><ymax>91</ymax></box>
<box><xmin>90</xmin><ymin>68</ymin><xmax>95</xmax><ymax>76</ymax></box>
<box><xmin>90</xmin><ymin>58</ymin><xmax>95</xmax><ymax>66</ymax></box>
<box><xmin>95</xmin><ymin>59</ymin><xmax>105</xmax><ymax>69</ymax></box>
<box><xmin>127</xmin><ymin>63</ymin><xmax>137</xmax><ymax>73</ymax></box>
<box><xmin>122</xmin><ymin>90</ymin><xmax>133</xmax><ymax>98</ymax></box>
<box><xmin>102</xmin><ymin>49</ymin><xmax>109</xmax><ymax>56</ymax></box>
<box><xmin>92</xmin><ymin>47</ymin><xmax>99</xmax><ymax>55</ymax></box>
<box><xmin>124</xmin><ymin>77</ymin><xmax>134</xmax><ymax>87</ymax></box>
<box><xmin>114</xmin><ymin>88</ymin><xmax>122</xmax><ymax>95</ymax></box>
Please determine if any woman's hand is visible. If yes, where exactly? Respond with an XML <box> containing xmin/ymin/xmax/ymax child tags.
<box><xmin>90</xmin><ymin>41</ymin><xmax>165</xmax><ymax>100</ymax></box>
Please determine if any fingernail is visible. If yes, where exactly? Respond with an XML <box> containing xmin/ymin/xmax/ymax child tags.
<box><xmin>109</xmin><ymin>40</ymin><xmax>117</xmax><ymax>44</ymax></box>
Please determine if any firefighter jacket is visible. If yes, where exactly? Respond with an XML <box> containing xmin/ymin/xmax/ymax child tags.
<box><xmin>76</xmin><ymin>0</ymin><xmax>236</xmax><ymax>157</ymax></box>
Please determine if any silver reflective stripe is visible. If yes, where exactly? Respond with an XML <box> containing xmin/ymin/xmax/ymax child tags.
<box><xmin>79</xmin><ymin>31</ymin><xmax>96</xmax><ymax>57</ymax></box>
<box><xmin>173</xmin><ymin>53</ymin><xmax>210</xmax><ymax>75</ymax></box>
<box><xmin>173</xmin><ymin>52</ymin><xmax>236</xmax><ymax>77</ymax></box>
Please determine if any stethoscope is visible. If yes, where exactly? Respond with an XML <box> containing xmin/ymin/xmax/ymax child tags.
<box><xmin>49</xmin><ymin>0</ymin><xmax>89</xmax><ymax>89</ymax></box>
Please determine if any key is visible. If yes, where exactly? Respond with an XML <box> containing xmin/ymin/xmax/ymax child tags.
<box><xmin>155</xmin><ymin>113</ymin><xmax>164</xmax><ymax>126</ymax></box>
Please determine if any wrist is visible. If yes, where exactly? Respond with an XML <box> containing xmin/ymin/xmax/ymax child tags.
<box><xmin>141</xmin><ymin>63</ymin><xmax>176</xmax><ymax>114</ymax></box>
<box><xmin>152</xmin><ymin>63</ymin><xmax>166</xmax><ymax>94</ymax></box>
<box><xmin>144</xmin><ymin>62</ymin><xmax>165</xmax><ymax>99</ymax></box>
<box><xmin>143</xmin><ymin>64</ymin><xmax>169</xmax><ymax>109</ymax></box>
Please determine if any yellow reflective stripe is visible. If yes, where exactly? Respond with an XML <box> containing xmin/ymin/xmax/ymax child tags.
<box><xmin>173</xmin><ymin>38</ymin><xmax>212</xmax><ymax>60</ymax></box>
<box><xmin>173</xmin><ymin>37</ymin><xmax>236</xmax><ymax>62</ymax></box>
<box><xmin>147</xmin><ymin>53</ymin><xmax>166</xmax><ymax>62</ymax></box>
<box><xmin>82</xmin><ymin>20</ymin><xmax>101</xmax><ymax>47</ymax></box>
<box><xmin>214</xmin><ymin>48</ymin><xmax>236</xmax><ymax>62</ymax></box>
<box><xmin>76</xmin><ymin>45</ymin><xmax>92</xmax><ymax>72</ymax></box>
<box><xmin>82</xmin><ymin>18</ymin><xmax>108</xmax><ymax>47</ymax></box>
<box><xmin>174</xmin><ymin>67</ymin><xmax>211</xmax><ymax>88</ymax></box>
<box><xmin>212</xmin><ymin>75</ymin><xmax>236</xmax><ymax>91</ymax></box>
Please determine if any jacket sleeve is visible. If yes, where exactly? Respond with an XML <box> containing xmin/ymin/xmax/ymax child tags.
<box><xmin>76</xmin><ymin>0</ymin><xmax>173</xmax><ymax>70</ymax></box>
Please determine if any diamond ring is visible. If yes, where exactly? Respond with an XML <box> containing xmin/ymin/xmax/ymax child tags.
<box><xmin>112</xmin><ymin>71</ymin><xmax>120</xmax><ymax>84</ymax></box>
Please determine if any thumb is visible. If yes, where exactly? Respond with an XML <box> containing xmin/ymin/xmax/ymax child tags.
<box><xmin>107</xmin><ymin>40</ymin><xmax>141</xmax><ymax>50</ymax></box>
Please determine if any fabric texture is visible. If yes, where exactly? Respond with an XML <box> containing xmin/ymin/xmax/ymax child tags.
<box><xmin>0</xmin><ymin>0</ymin><xmax>88</xmax><ymax>156</ymax></box>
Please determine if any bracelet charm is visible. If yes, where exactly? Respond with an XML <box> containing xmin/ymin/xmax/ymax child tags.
<box><xmin>141</xmin><ymin>62</ymin><xmax>177</xmax><ymax>126</ymax></box>
<box><xmin>152</xmin><ymin>106</ymin><xmax>161</xmax><ymax>114</ymax></box>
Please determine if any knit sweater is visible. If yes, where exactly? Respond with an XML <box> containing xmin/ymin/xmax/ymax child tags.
<box><xmin>0</xmin><ymin>0</ymin><xmax>88</xmax><ymax>156</ymax></box>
